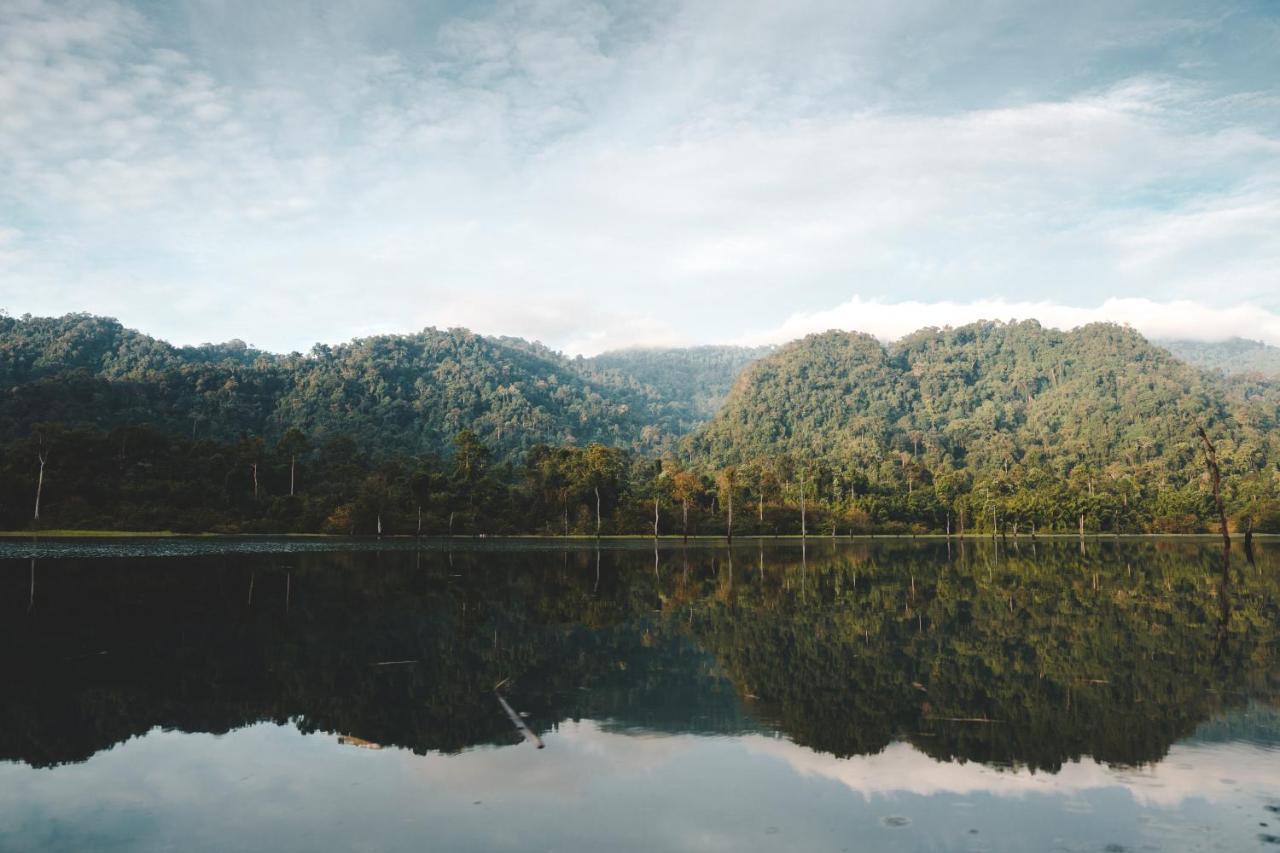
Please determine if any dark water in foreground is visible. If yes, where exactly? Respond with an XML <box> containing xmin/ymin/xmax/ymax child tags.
<box><xmin>1</xmin><ymin>537</ymin><xmax>1278</xmax><ymax>852</ymax></box>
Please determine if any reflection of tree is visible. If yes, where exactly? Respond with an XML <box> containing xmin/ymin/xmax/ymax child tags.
<box><xmin>690</xmin><ymin>541</ymin><xmax>1280</xmax><ymax>770</ymax></box>
<box><xmin>0</xmin><ymin>541</ymin><xmax>1276</xmax><ymax>773</ymax></box>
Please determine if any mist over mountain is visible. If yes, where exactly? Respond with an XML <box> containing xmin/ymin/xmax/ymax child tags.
<box><xmin>1160</xmin><ymin>337</ymin><xmax>1280</xmax><ymax>379</ymax></box>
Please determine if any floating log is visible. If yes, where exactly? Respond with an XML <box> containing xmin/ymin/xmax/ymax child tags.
<box><xmin>496</xmin><ymin>691</ymin><xmax>545</xmax><ymax>749</ymax></box>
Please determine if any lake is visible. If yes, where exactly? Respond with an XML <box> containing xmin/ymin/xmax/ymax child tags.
<box><xmin>1</xmin><ymin>537</ymin><xmax>1277</xmax><ymax>852</ymax></box>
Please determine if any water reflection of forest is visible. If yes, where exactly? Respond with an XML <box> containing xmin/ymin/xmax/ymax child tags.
<box><xmin>2</xmin><ymin>540</ymin><xmax>1276</xmax><ymax>771</ymax></box>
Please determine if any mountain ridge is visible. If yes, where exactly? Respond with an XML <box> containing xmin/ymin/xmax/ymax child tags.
<box><xmin>2</xmin><ymin>312</ymin><xmax>1278</xmax><ymax>534</ymax></box>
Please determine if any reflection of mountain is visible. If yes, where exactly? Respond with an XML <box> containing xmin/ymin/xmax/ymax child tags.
<box><xmin>1188</xmin><ymin>701</ymin><xmax>1280</xmax><ymax>747</ymax></box>
<box><xmin>692</xmin><ymin>541</ymin><xmax>1280</xmax><ymax>770</ymax></box>
<box><xmin>1</xmin><ymin>541</ymin><xmax>1276</xmax><ymax>771</ymax></box>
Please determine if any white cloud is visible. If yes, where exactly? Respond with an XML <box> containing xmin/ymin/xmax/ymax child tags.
<box><xmin>743</xmin><ymin>296</ymin><xmax>1280</xmax><ymax>349</ymax></box>
<box><xmin>1</xmin><ymin>1</ymin><xmax>1279</xmax><ymax>354</ymax></box>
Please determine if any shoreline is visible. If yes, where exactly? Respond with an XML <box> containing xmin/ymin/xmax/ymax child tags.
<box><xmin>0</xmin><ymin>530</ymin><xmax>1272</xmax><ymax>541</ymax></box>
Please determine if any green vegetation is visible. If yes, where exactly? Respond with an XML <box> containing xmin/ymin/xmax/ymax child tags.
<box><xmin>2</xmin><ymin>314</ymin><xmax>1278</xmax><ymax>535</ymax></box>
<box><xmin>692</xmin><ymin>322</ymin><xmax>1280</xmax><ymax>535</ymax></box>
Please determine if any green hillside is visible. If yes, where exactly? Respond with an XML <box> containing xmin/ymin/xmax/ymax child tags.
<box><xmin>3</xmin><ymin>314</ymin><xmax>1278</xmax><ymax>535</ymax></box>
<box><xmin>0</xmin><ymin>313</ymin><xmax>762</xmax><ymax>460</ymax></box>
<box><xmin>690</xmin><ymin>321</ymin><xmax>1280</xmax><ymax>532</ymax></box>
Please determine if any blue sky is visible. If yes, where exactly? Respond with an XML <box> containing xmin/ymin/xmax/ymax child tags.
<box><xmin>1</xmin><ymin>0</ymin><xmax>1278</xmax><ymax>353</ymax></box>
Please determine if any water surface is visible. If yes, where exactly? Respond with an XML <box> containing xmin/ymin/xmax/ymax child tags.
<box><xmin>2</xmin><ymin>538</ymin><xmax>1278</xmax><ymax>851</ymax></box>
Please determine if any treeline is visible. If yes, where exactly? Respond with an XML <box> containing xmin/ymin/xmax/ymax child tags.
<box><xmin>5</xmin><ymin>420</ymin><xmax>1278</xmax><ymax>535</ymax></box>
<box><xmin>0</xmin><ymin>312</ymin><xmax>765</xmax><ymax>461</ymax></box>
<box><xmin>2</xmin><ymin>314</ymin><xmax>1280</xmax><ymax>534</ymax></box>
<box><xmin>693</xmin><ymin>322</ymin><xmax>1280</xmax><ymax>534</ymax></box>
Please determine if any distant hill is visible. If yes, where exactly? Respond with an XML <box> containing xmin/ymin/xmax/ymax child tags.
<box><xmin>579</xmin><ymin>345</ymin><xmax>770</xmax><ymax>429</ymax></box>
<box><xmin>1160</xmin><ymin>337</ymin><xmax>1280</xmax><ymax>378</ymax></box>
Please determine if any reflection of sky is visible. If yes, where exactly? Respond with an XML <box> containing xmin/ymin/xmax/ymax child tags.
<box><xmin>2</xmin><ymin>721</ymin><xmax>1276</xmax><ymax>853</ymax></box>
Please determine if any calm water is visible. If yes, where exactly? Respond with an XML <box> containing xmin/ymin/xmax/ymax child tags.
<box><xmin>1</xmin><ymin>537</ymin><xmax>1278</xmax><ymax>852</ymax></box>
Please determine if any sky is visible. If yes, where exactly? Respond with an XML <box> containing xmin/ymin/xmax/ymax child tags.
<box><xmin>1</xmin><ymin>0</ymin><xmax>1278</xmax><ymax>355</ymax></box>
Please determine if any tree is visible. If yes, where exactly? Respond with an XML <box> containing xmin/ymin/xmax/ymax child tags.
<box><xmin>716</xmin><ymin>466</ymin><xmax>737</xmax><ymax>541</ymax></box>
<box><xmin>277</xmin><ymin>428</ymin><xmax>309</xmax><ymax>496</ymax></box>
<box><xmin>671</xmin><ymin>469</ymin><xmax>701</xmax><ymax>542</ymax></box>
<box><xmin>33</xmin><ymin>431</ymin><xmax>48</xmax><ymax>523</ymax></box>
<box><xmin>452</xmin><ymin>430</ymin><xmax>491</xmax><ymax>531</ymax></box>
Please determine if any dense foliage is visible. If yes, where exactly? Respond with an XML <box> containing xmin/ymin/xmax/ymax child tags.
<box><xmin>691</xmin><ymin>322</ymin><xmax>1280</xmax><ymax>534</ymax></box>
<box><xmin>2</xmin><ymin>313</ymin><xmax>1279</xmax><ymax>534</ymax></box>
<box><xmin>0</xmin><ymin>313</ymin><xmax>760</xmax><ymax>460</ymax></box>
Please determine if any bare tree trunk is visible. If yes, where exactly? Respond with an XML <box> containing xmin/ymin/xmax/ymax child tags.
<box><xmin>759</xmin><ymin>492</ymin><xmax>764</xmax><ymax>524</ymax></box>
<box><xmin>563</xmin><ymin>495</ymin><xmax>569</xmax><ymax>537</ymax></box>
<box><xmin>595</xmin><ymin>486</ymin><xmax>602</xmax><ymax>537</ymax></box>
<box><xmin>1198</xmin><ymin>427</ymin><xmax>1231</xmax><ymax>551</ymax></box>
<box><xmin>290</xmin><ymin>455</ymin><xmax>296</xmax><ymax>496</ymax></box>
<box><xmin>653</xmin><ymin>495</ymin><xmax>659</xmax><ymax>537</ymax></box>
<box><xmin>1079</xmin><ymin>512</ymin><xmax>1085</xmax><ymax>538</ymax></box>
<box><xmin>34</xmin><ymin>451</ymin><xmax>47</xmax><ymax>522</ymax></box>
<box><xmin>449</xmin><ymin>511</ymin><xmax>455</xmax><ymax>537</ymax></box>
<box><xmin>682</xmin><ymin>498</ymin><xmax>688</xmax><ymax>543</ymax></box>
<box><xmin>800</xmin><ymin>476</ymin><xmax>806</xmax><ymax>538</ymax></box>
<box><xmin>377</xmin><ymin>513</ymin><xmax>382</xmax><ymax>537</ymax></box>
<box><xmin>417</xmin><ymin>505</ymin><xmax>422</xmax><ymax>536</ymax></box>
<box><xmin>946</xmin><ymin>513</ymin><xmax>951</xmax><ymax>538</ymax></box>
<box><xmin>726</xmin><ymin>487</ymin><xmax>733</xmax><ymax>542</ymax></box>
<box><xmin>251</xmin><ymin>463</ymin><xmax>259</xmax><ymax>500</ymax></box>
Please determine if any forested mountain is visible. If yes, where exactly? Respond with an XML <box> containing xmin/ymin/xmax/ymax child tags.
<box><xmin>1161</xmin><ymin>337</ymin><xmax>1280</xmax><ymax>378</ymax></box>
<box><xmin>690</xmin><ymin>321</ymin><xmax>1280</xmax><ymax>533</ymax></box>
<box><xmin>2</xmin><ymin>314</ymin><xmax>1279</xmax><ymax>535</ymax></box>
<box><xmin>0</xmin><ymin>313</ymin><xmax>754</xmax><ymax>460</ymax></box>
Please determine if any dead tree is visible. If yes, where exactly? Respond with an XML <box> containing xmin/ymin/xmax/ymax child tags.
<box><xmin>1197</xmin><ymin>427</ymin><xmax>1230</xmax><ymax>551</ymax></box>
<box><xmin>34</xmin><ymin>448</ymin><xmax>47</xmax><ymax>522</ymax></box>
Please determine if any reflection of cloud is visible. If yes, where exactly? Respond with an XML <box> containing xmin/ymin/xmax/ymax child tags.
<box><xmin>743</xmin><ymin>736</ymin><xmax>1280</xmax><ymax>808</ymax></box>
<box><xmin>4</xmin><ymin>720</ymin><xmax>1277</xmax><ymax>853</ymax></box>
<box><xmin>397</xmin><ymin>720</ymin><xmax>691</xmax><ymax>799</ymax></box>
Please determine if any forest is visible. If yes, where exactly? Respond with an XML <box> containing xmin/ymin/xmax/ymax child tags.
<box><xmin>1</xmin><ymin>312</ymin><xmax>1278</xmax><ymax>535</ymax></box>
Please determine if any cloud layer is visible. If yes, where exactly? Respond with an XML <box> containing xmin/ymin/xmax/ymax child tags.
<box><xmin>746</xmin><ymin>296</ymin><xmax>1280</xmax><ymax>351</ymax></box>
<box><xmin>1</xmin><ymin>0</ymin><xmax>1278</xmax><ymax>354</ymax></box>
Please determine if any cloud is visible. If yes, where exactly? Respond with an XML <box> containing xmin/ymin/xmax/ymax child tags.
<box><xmin>742</xmin><ymin>296</ymin><xmax>1280</xmax><ymax>349</ymax></box>
<box><xmin>1</xmin><ymin>0</ymin><xmax>1279</xmax><ymax>355</ymax></box>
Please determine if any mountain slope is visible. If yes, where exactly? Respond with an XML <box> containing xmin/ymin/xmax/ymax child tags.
<box><xmin>691</xmin><ymin>321</ymin><xmax>1280</xmax><ymax>505</ymax></box>
<box><xmin>0</xmin><ymin>314</ymin><xmax>767</xmax><ymax>461</ymax></box>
